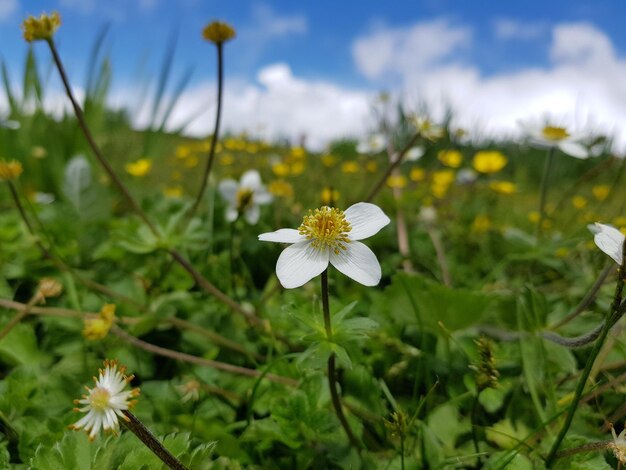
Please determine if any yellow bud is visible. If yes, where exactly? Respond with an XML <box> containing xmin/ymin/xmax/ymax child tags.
<box><xmin>83</xmin><ymin>304</ymin><xmax>116</xmax><ymax>341</ymax></box>
<box><xmin>202</xmin><ymin>21</ymin><xmax>236</xmax><ymax>44</ymax></box>
<box><xmin>0</xmin><ymin>159</ymin><xmax>23</xmax><ymax>181</ymax></box>
<box><xmin>22</xmin><ymin>12</ymin><xmax>61</xmax><ymax>42</ymax></box>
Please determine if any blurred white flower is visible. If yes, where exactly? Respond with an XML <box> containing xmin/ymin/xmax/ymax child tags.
<box><xmin>404</xmin><ymin>146</ymin><xmax>425</xmax><ymax>162</ymax></box>
<box><xmin>411</xmin><ymin>115</ymin><xmax>445</xmax><ymax>141</ymax></box>
<box><xmin>357</xmin><ymin>133</ymin><xmax>386</xmax><ymax>154</ymax></box>
<box><xmin>519</xmin><ymin>121</ymin><xmax>589</xmax><ymax>159</ymax></box>
<box><xmin>418</xmin><ymin>205</ymin><xmax>437</xmax><ymax>226</ymax></box>
<box><xmin>610</xmin><ymin>424</ymin><xmax>626</xmax><ymax>465</ymax></box>
<box><xmin>456</xmin><ymin>168</ymin><xmax>477</xmax><ymax>185</ymax></box>
<box><xmin>0</xmin><ymin>118</ymin><xmax>19</xmax><ymax>130</ymax></box>
<box><xmin>589</xmin><ymin>222</ymin><xmax>625</xmax><ymax>265</ymax></box>
<box><xmin>259</xmin><ymin>203</ymin><xmax>390</xmax><ymax>288</ymax></box>
<box><xmin>218</xmin><ymin>170</ymin><xmax>272</xmax><ymax>225</ymax></box>
<box><xmin>71</xmin><ymin>360</ymin><xmax>139</xmax><ymax>441</ymax></box>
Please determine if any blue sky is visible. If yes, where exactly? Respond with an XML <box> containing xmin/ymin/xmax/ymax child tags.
<box><xmin>2</xmin><ymin>0</ymin><xmax>626</xmax><ymax>150</ymax></box>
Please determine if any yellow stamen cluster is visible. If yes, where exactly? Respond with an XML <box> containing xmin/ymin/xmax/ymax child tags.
<box><xmin>89</xmin><ymin>387</ymin><xmax>111</xmax><ymax>411</ymax></box>
<box><xmin>83</xmin><ymin>304</ymin><xmax>116</xmax><ymax>341</ymax></box>
<box><xmin>202</xmin><ymin>21</ymin><xmax>236</xmax><ymax>44</ymax></box>
<box><xmin>21</xmin><ymin>12</ymin><xmax>61</xmax><ymax>42</ymax></box>
<box><xmin>0</xmin><ymin>159</ymin><xmax>23</xmax><ymax>181</ymax></box>
<box><xmin>298</xmin><ymin>206</ymin><xmax>351</xmax><ymax>254</ymax></box>
<box><xmin>236</xmin><ymin>188</ymin><xmax>254</xmax><ymax>213</ymax></box>
<box><xmin>542</xmin><ymin>126</ymin><xmax>569</xmax><ymax>141</ymax></box>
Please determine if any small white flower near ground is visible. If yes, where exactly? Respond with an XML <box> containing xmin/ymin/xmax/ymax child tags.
<box><xmin>259</xmin><ymin>202</ymin><xmax>390</xmax><ymax>288</ymax></box>
<box><xmin>70</xmin><ymin>359</ymin><xmax>140</xmax><ymax>441</ymax></box>
<box><xmin>218</xmin><ymin>169</ymin><xmax>273</xmax><ymax>225</ymax></box>
<box><xmin>589</xmin><ymin>223</ymin><xmax>625</xmax><ymax>265</ymax></box>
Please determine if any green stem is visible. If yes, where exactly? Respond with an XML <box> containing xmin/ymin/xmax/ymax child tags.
<box><xmin>536</xmin><ymin>147</ymin><xmax>556</xmax><ymax>239</ymax></box>
<box><xmin>188</xmin><ymin>42</ymin><xmax>224</xmax><ymax>220</ymax></box>
<box><xmin>122</xmin><ymin>411</ymin><xmax>188</xmax><ymax>470</ymax></box>
<box><xmin>470</xmin><ymin>392</ymin><xmax>481</xmax><ymax>457</ymax></box>
<box><xmin>321</xmin><ymin>270</ymin><xmax>360</xmax><ymax>449</ymax></box>
<box><xmin>545</xmin><ymin>253</ymin><xmax>626</xmax><ymax>466</ymax></box>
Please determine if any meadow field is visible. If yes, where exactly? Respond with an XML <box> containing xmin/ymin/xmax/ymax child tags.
<box><xmin>1</xmin><ymin>10</ymin><xmax>626</xmax><ymax>470</ymax></box>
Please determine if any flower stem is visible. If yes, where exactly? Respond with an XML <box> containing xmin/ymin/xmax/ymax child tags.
<box><xmin>122</xmin><ymin>411</ymin><xmax>188</xmax><ymax>470</ymax></box>
<box><xmin>46</xmin><ymin>39</ymin><xmax>159</xmax><ymax>236</ymax></box>
<box><xmin>536</xmin><ymin>147</ymin><xmax>555</xmax><ymax>239</ymax></box>
<box><xmin>188</xmin><ymin>42</ymin><xmax>224</xmax><ymax>220</ymax></box>
<box><xmin>545</xmin><ymin>249</ymin><xmax>626</xmax><ymax>466</ymax></box>
<box><xmin>321</xmin><ymin>270</ymin><xmax>361</xmax><ymax>449</ymax></box>
<box><xmin>45</xmin><ymin>38</ymin><xmax>263</xmax><ymax>328</ymax></box>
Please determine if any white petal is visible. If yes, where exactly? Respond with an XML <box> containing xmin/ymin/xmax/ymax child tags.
<box><xmin>558</xmin><ymin>141</ymin><xmax>589</xmax><ymax>159</ymax></box>
<box><xmin>276</xmin><ymin>241</ymin><xmax>329</xmax><ymax>289</ymax></box>
<box><xmin>259</xmin><ymin>228</ymin><xmax>304</xmax><ymax>243</ymax></box>
<box><xmin>244</xmin><ymin>204</ymin><xmax>260</xmax><ymax>225</ymax></box>
<box><xmin>592</xmin><ymin>223</ymin><xmax>625</xmax><ymax>265</ymax></box>
<box><xmin>254</xmin><ymin>189</ymin><xmax>273</xmax><ymax>205</ymax></box>
<box><xmin>218</xmin><ymin>179</ymin><xmax>238</xmax><ymax>204</ymax></box>
<box><xmin>240</xmin><ymin>170</ymin><xmax>262</xmax><ymax>190</ymax></box>
<box><xmin>405</xmin><ymin>146</ymin><xmax>425</xmax><ymax>162</ymax></box>
<box><xmin>344</xmin><ymin>202</ymin><xmax>391</xmax><ymax>241</ymax></box>
<box><xmin>225</xmin><ymin>207</ymin><xmax>238</xmax><ymax>222</ymax></box>
<box><xmin>329</xmin><ymin>241</ymin><xmax>382</xmax><ymax>286</ymax></box>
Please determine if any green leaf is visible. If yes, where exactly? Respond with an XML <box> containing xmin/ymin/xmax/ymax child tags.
<box><xmin>0</xmin><ymin>323</ymin><xmax>44</xmax><ymax>366</ymax></box>
<box><xmin>30</xmin><ymin>432</ymin><xmax>92</xmax><ymax>470</ymax></box>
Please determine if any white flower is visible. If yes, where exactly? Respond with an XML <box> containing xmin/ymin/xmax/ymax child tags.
<box><xmin>411</xmin><ymin>115</ymin><xmax>445</xmax><ymax>141</ymax></box>
<box><xmin>357</xmin><ymin>133</ymin><xmax>386</xmax><ymax>154</ymax></box>
<box><xmin>259</xmin><ymin>202</ymin><xmax>390</xmax><ymax>288</ymax></box>
<box><xmin>456</xmin><ymin>168</ymin><xmax>477</xmax><ymax>185</ymax></box>
<box><xmin>519</xmin><ymin>121</ymin><xmax>589</xmax><ymax>159</ymax></box>
<box><xmin>218</xmin><ymin>169</ymin><xmax>272</xmax><ymax>224</ymax></box>
<box><xmin>71</xmin><ymin>359</ymin><xmax>140</xmax><ymax>440</ymax></box>
<box><xmin>404</xmin><ymin>146</ymin><xmax>426</xmax><ymax>162</ymax></box>
<box><xmin>589</xmin><ymin>223</ymin><xmax>625</xmax><ymax>265</ymax></box>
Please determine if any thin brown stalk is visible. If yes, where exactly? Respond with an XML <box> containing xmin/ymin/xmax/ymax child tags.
<box><xmin>426</xmin><ymin>226</ymin><xmax>451</xmax><ymax>287</ymax></box>
<box><xmin>365</xmin><ymin>133</ymin><xmax>419</xmax><ymax>202</ymax></box>
<box><xmin>122</xmin><ymin>411</ymin><xmax>188</xmax><ymax>470</ymax></box>
<box><xmin>549</xmin><ymin>263</ymin><xmax>615</xmax><ymax>330</ymax></box>
<box><xmin>110</xmin><ymin>326</ymin><xmax>297</xmax><ymax>386</ymax></box>
<box><xmin>46</xmin><ymin>39</ymin><xmax>263</xmax><ymax>329</ymax></box>
<box><xmin>0</xmin><ymin>293</ymin><xmax>42</xmax><ymax>341</ymax></box>
<box><xmin>188</xmin><ymin>43</ymin><xmax>224</xmax><ymax>220</ymax></box>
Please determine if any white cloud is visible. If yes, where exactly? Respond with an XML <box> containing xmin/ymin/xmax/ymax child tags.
<box><xmin>353</xmin><ymin>19</ymin><xmax>626</xmax><ymax>154</ymax></box>
<box><xmin>352</xmin><ymin>19</ymin><xmax>471</xmax><ymax>80</ymax></box>
<box><xmin>109</xmin><ymin>63</ymin><xmax>372</xmax><ymax>151</ymax></box>
<box><xmin>0</xmin><ymin>0</ymin><xmax>18</xmax><ymax>21</ymax></box>
<box><xmin>250</xmin><ymin>3</ymin><xmax>307</xmax><ymax>38</ymax></box>
<box><xmin>493</xmin><ymin>18</ymin><xmax>548</xmax><ymax>40</ymax></box>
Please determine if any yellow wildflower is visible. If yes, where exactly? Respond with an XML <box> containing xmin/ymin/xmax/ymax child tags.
<box><xmin>592</xmin><ymin>185</ymin><xmax>610</xmax><ymax>201</ymax></box>
<box><xmin>125</xmin><ymin>159</ymin><xmax>152</xmax><ymax>177</ymax></box>
<box><xmin>22</xmin><ymin>12</ymin><xmax>61</xmax><ymax>42</ymax></box>
<box><xmin>0</xmin><ymin>159</ymin><xmax>23</xmax><ymax>181</ymax></box>
<box><xmin>341</xmin><ymin>161</ymin><xmax>359</xmax><ymax>174</ymax></box>
<box><xmin>272</xmin><ymin>162</ymin><xmax>289</xmax><ymax>177</ymax></box>
<box><xmin>613</xmin><ymin>216</ymin><xmax>626</xmax><ymax>229</ymax></box>
<box><xmin>175</xmin><ymin>146</ymin><xmax>191</xmax><ymax>159</ymax></box>
<box><xmin>489</xmin><ymin>181</ymin><xmax>516</xmax><ymax>195</ymax></box>
<box><xmin>202</xmin><ymin>21</ymin><xmax>236</xmax><ymax>44</ymax></box>
<box><xmin>432</xmin><ymin>170</ymin><xmax>455</xmax><ymax>186</ymax></box>
<box><xmin>246</xmin><ymin>143</ymin><xmax>259</xmax><ymax>154</ymax></box>
<box><xmin>184</xmin><ymin>155</ymin><xmax>199</xmax><ymax>168</ymax></box>
<box><xmin>290</xmin><ymin>161</ymin><xmax>305</xmax><ymax>175</ymax></box>
<box><xmin>163</xmin><ymin>186</ymin><xmax>183</xmax><ymax>198</ymax></box>
<box><xmin>320</xmin><ymin>187</ymin><xmax>340</xmax><ymax>206</ymax></box>
<box><xmin>409</xmin><ymin>167</ymin><xmax>426</xmax><ymax>182</ymax></box>
<box><xmin>571</xmin><ymin>196</ymin><xmax>587</xmax><ymax>209</ymax></box>
<box><xmin>386</xmin><ymin>175</ymin><xmax>408</xmax><ymax>189</ymax></box>
<box><xmin>472</xmin><ymin>215</ymin><xmax>491</xmax><ymax>234</ymax></box>
<box><xmin>321</xmin><ymin>154</ymin><xmax>337</xmax><ymax>167</ymax></box>
<box><xmin>365</xmin><ymin>160</ymin><xmax>378</xmax><ymax>173</ymax></box>
<box><xmin>31</xmin><ymin>146</ymin><xmax>47</xmax><ymax>159</ymax></box>
<box><xmin>528</xmin><ymin>211</ymin><xmax>540</xmax><ymax>223</ymax></box>
<box><xmin>290</xmin><ymin>147</ymin><xmax>306</xmax><ymax>159</ymax></box>
<box><xmin>268</xmin><ymin>180</ymin><xmax>294</xmax><ymax>198</ymax></box>
<box><xmin>555</xmin><ymin>247</ymin><xmax>570</xmax><ymax>258</ymax></box>
<box><xmin>438</xmin><ymin>150</ymin><xmax>463</xmax><ymax>168</ymax></box>
<box><xmin>473</xmin><ymin>151</ymin><xmax>507</xmax><ymax>174</ymax></box>
<box><xmin>83</xmin><ymin>304</ymin><xmax>116</xmax><ymax>341</ymax></box>
<box><xmin>220</xmin><ymin>153</ymin><xmax>234</xmax><ymax>166</ymax></box>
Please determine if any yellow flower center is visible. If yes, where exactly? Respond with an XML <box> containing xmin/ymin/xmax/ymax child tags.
<box><xmin>236</xmin><ymin>188</ymin><xmax>254</xmax><ymax>213</ymax></box>
<box><xmin>89</xmin><ymin>387</ymin><xmax>111</xmax><ymax>411</ymax></box>
<box><xmin>542</xmin><ymin>126</ymin><xmax>569</xmax><ymax>141</ymax></box>
<box><xmin>298</xmin><ymin>207</ymin><xmax>351</xmax><ymax>254</ymax></box>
